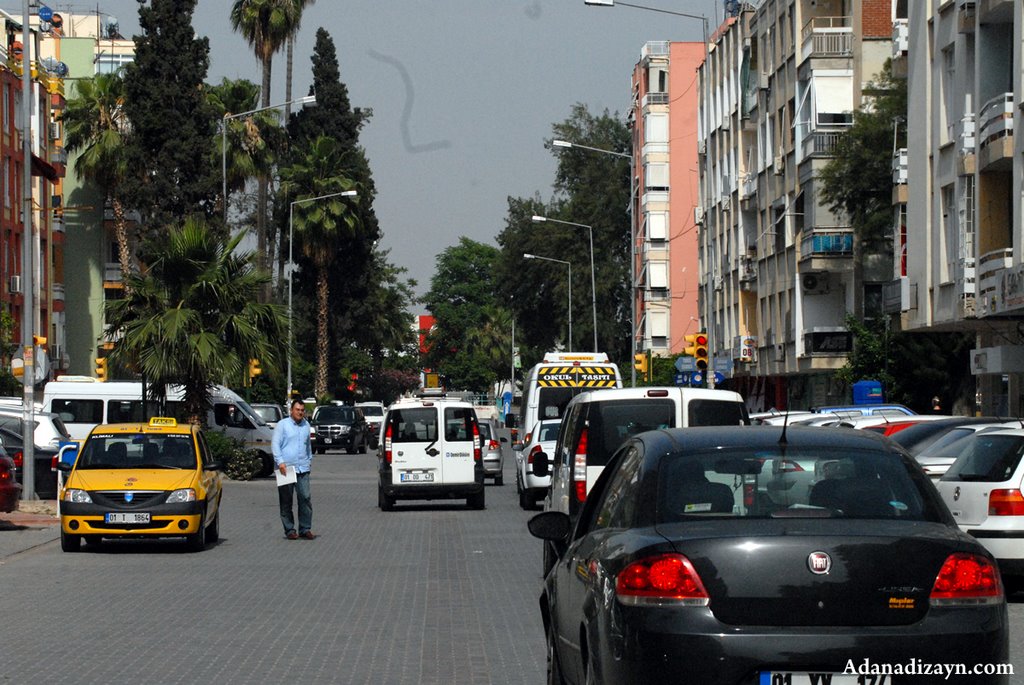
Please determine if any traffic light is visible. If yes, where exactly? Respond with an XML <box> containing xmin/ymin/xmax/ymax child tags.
<box><xmin>95</xmin><ymin>357</ymin><xmax>108</xmax><ymax>382</ymax></box>
<box><xmin>684</xmin><ymin>332</ymin><xmax>709</xmax><ymax>372</ymax></box>
<box><xmin>633</xmin><ymin>353</ymin><xmax>648</xmax><ymax>380</ymax></box>
<box><xmin>248</xmin><ymin>359</ymin><xmax>262</xmax><ymax>383</ymax></box>
<box><xmin>347</xmin><ymin>372</ymin><xmax>358</xmax><ymax>393</ymax></box>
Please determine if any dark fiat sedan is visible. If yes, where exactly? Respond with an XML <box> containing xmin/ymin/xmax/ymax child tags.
<box><xmin>529</xmin><ymin>426</ymin><xmax>1008</xmax><ymax>685</ymax></box>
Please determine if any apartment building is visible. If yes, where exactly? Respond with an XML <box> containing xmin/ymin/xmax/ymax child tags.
<box><xmin>902</xmin><ymin>0</ymin><xmax>1021</xmax><ymax>415</ymax></box>
<box><xmin>39</xmin><ymin>11</ymin><xmax>135</xmax><ymax>377</ymax></box>
<box><xmin>630</xmin><ymin>41</ymin><xmax>704</xmax><ymax>357</ymax></box>
<box><xmin>0</xmin><ymin>10</ymin><xmax>66</xmax><ymax>380</ymax></box>
<box><xmin>697</xmin><ymin>0</ymin><xmax>895</xmax><ymax>410</ymax></box>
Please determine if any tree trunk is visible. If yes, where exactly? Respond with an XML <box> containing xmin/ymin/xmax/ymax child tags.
<box><xmin>257</xmin><ymin>54</ymin><xmax>273</xmax><ymax>300</ymax></box>
<box><xmin>111</xmin><ymin>198</ymin><xmax>132</xmax><ymax>297</ymax></box>
<box><xmin>315</xmin><ymin>266</ymin><xmax>330</xmax><ymax>399</ymax></box>
<box><xmin>285</xmin><ymin>35</ymin><xmax>294</xmax><ymax>119</ymax></box>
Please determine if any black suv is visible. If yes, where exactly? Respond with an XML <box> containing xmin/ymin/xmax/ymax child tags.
<box><xmin>311</xmin><ymin>405</ymin><xmax>368</xmax><ymax>454</ymax></box>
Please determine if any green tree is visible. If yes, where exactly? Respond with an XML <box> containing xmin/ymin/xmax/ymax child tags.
<box><xmin>423</xmin><ymin>238</ymin><xmax>501</xmax><ymax>391</ymax></box>
<box><xmin>280</xmin><ymin>136</ymin><xmax>360</xmax><ymax>399</ymax></box>
<box><xmin>62</xmin><ymin>72</ymin><xmax>133</xmax><ymax>287</ymax></box>
<box><xmin>122</xmin><ymin>0</ymin><xmax>218</xmax><ymax>235</ymax></box>
<box><xmin>104</xmin><ymin>219</ymin><xmax>285</xmax><ymax>424</ymax></box>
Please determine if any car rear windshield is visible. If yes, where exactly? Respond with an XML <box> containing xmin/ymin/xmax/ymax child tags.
<box><xmin>477</xmin><ymin>422</ymin><xmax>492</xmax><ymax>440</ymax></box>
<box><xmin>655</xmin><ymin>446</ymin><xmax>943</xmax><ymax>522</ymax></box>
<box><xmin>538</xmin><ymin>422</ymin><xmax>561</xmax><ymax>442</ymax></box>
<box><xmin>78</xmin><ymin>434</ymin><xmax>197</xmax><ymax>470</ymax></box>
<box><xmin>314</xmin><ymin>407</ymin><xmax>355</xmax><ymax>424</ymax></box>
<box><xmin>943</xmin><ymin>433</ymin><xmax>1024</xmax><ymax>483</ymax></box>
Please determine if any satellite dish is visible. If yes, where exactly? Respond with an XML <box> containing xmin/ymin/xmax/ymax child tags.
<box><xmin>40</xmin><ymin>21</ymin><xmax>51</xmax><ymax>32</ymax></box>
<box><xmin>40</xmin><ymin>56</ymin><xmax>59</xmax><ymax>73</ymax></box>
<box><xmin>51</xmin><ymin>13</ymin><xmax>63</xmax><ymax>29</ymax></box>
<box><xmin>56</xmin><ymin>62</ymin><xmax>69</xmax><ymax>77</ymax></box>
<box><xmin>38</xmin><ymin>5</ymin><xmax>53</xmax><ymax>22</ymax></box>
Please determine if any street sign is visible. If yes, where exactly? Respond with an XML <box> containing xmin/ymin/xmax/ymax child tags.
<box><xmin>38</xmin><ymin>5</ymin><xmax>53</xmax><ymax>22</ymax></box>
<box><xmin>692</xmin><ymin>372</ymin><xmax>704</xmax><ymax>386</ymax></box>
<box><xmin>714</xmin><ymin>372</ymin><xmax>725</xmax><ymax>386</ymax></box>
<box><xmin>714</xmin><ymin>357</ymin><xmax>732</xmax><ymax>373</ymax></box>
<box><xmin>674</xmin><ymin>372</ymin><xmax>689</xmax><ymax>386</ymax></box>
<box><xmin>674</xmin><ymin>356</ymin><xmax>695</xmax><ymax>372</ymax></box>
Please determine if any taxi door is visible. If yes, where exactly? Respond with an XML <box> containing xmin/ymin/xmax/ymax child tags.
<box><xmin>388</xmin><ymin>406</ymin><xmax>441</xmax><ymax>486</ymax></box>
<box><xmin>441</xmin><ymin>406</ymin><xmax>478</xmax><ymax>485</ymax></box>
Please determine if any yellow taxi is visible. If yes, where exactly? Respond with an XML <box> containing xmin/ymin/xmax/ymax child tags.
<box><xmin>58</xmin><ymin>417</ymin><xmax>223</xmax><ymax>553</ymax></box>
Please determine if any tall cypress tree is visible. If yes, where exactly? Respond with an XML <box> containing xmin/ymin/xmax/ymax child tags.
<box><xmin>122</xmin><ymin>0</ymin><xmax>218</xmax><ymax>236</ymax></box>
<box><xmin>283</xmin><ymin>28</ymin><xmax>382</xmax><ymax>393</ymax></box>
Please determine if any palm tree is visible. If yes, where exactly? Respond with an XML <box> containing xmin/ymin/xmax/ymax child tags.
<box><xmin>468</xmin><ymin>305</ymin><xmax>513</xmax><ymax>382</ymax></box>
<box><xmin>280</xmin><ymin>135</ymin><xmax>360</xmax><ymax>398</ymax></box>
<box><xmin>104</xmin><ymin>218</ymin><xmax>286</xmax><ymax>424</ymax></box>
<box><xmin>229</xmin><ymin>0</ymin><xmax>303</xmax><ymax>290</ymax></box>
<box><xmin>284</xmin><ymin>0</ymin><xmax>316</xmax><ymax>119</ymax></box>
<box><xmin>207</xmin><ymin>78</ymin><xmax>285</xmax><ymax>225</ymax></box>
<box><xmin>62</xmin><ymin>72</ymin><xmax>132</xmax><ymax>288</ymax></box>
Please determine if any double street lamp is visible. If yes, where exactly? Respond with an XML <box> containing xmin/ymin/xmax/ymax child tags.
<box><xmin>286</xmin><ymin>190</ymin><xmax>359</xmax><ymax>400</ymax></box>
<box><xmin>221</xmin><ymin>94</ymin><xmax>317</xmax><ymax>225</ymax></box>
<box><xmin>524</xmin><ymin>253</ymin><xmax>572</xmax><ymax>351</ymax></box>
<box><xmin>531</xmin><ymin>215</ymin><xmax>597</xmax><ymax>353</ymax></box>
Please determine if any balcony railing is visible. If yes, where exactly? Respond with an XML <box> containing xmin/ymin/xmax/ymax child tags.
<box><xmin>642</xmin><ymin>92</ymin><xmax>669</xmax><ymax>108</ymax></box>
<box><xmin>979</xmin><ymin>92</ymin><xmax>1013</xmax><ymax>144</ymax></box>
<box><xmin>641</xmin><ymin>41</ymin><xmax>670</xmax><ymax>60</ymax></box>
<box><xmin>801</xmin><ymin>227</ymin><xmax>853</xmax><ymax>257</ymax></box>
<box><xmin>958</xmin><ymin>115</ymin><xmax>976</xmax><ymax>153</ymax></box>
<box><xmin>51</xmin><ymin>216</ymin><xmax>65</xmax><ymax>234</ymax></box>
<box><xmin>104</xmin><ymin>262</ymin><xmax>122</xmax><ymax>283</ymax></box>
<box><xmin>802</xmin><ymin>130</ymin><xmax>845</xmax><ymax>159</ymax></box>
<box><xmin>801</xmin><ymin>16</ymin><xmax>853</xmax><ymax>60</ymax></box>
<box><xmin>892</xmin><ymin>148</ymin><xmax>908</xmax><ymax>184</ymax></box>
<box><xmin>52</xmin><ymin>283</ymin><xmax>65</xmax><ymax>302</ymax></box>
<box><xmin>892</xmin><ymin>19</ymin><xmax>909</xmax><ymax>57</ymax></box>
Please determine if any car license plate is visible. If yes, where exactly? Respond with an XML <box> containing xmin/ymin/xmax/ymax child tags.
<box><xmin>400</xmin><ymin>472</ymin><xmax>433</xmax><ymax>482</ymax></box>
<box><xmin>760</xmin><ymin>674</ymin><xmax>888</xmax><ymax>685</ymax></box>
<box><xmin>105</xmin><ymin>512</ymin><xmax>151</xmax><ymax>524</ymax></box>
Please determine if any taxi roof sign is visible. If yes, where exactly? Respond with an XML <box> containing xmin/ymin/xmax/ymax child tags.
<box><xmin>148</xmin><ymin>417</ymin><xmax>178</xmax><ymax>427</ymax></box>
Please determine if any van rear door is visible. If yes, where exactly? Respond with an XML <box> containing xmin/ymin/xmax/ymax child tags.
<box><xmin>388</xmin><ymin>406</ymin><xmax>440</xmax><ymax>485</ymax></box>
<box><xmin>441</xmin><ymin>406</ymin><xmax>478</xmax><ymax>485</ymax></box>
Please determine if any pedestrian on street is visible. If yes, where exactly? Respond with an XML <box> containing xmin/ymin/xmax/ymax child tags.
<box><xmin>273</xmin><ymin>399</ymin><xmax>316</xmax><ymax>540</ymax></box>
<box><xmin>931</xmin><ymin>396</ymin><xmax>943</xmax><ymax>414</ymax></box>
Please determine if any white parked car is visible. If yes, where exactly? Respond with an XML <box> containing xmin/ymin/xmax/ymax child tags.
<box><xmin>915</xmin><ymin>421</ymin><xmax>1021</xmax><ymax>480</ymax></box>
<box><xmin>515</xmin><ymin>419</ymin><xmax>561</xmax><ymax>510</ymax></box>
<box><xmin>936</xmin><ymin>427</ymin><xmax>1024</xmax><ymax>589</ymax></box>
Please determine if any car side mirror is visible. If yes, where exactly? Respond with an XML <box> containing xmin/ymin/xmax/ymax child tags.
<box><xmin>527</xmin><ymin>511</ymin><xmax>571</xmax><ymax>542</ymax></box>
<box><xmin>532</xmin><ymin>452</ymin><xmax>549</xmax><ymax>478</ymax></box>
<box><xmin>512</xmin><ymin>443</ymin><xmax>523</xmax><ymax>452</ymax></box>
<box><xmin>56</xmin><ymin>461</ymin><xmax>73</xmax><ymax>473</ymax></box>
<box><xmin>207</xmin><ymin>461</ymin><xmax>224</xmax><ymax>471</ymax></box>
<box><xmin>500</xmin><ymin>437</ymin><xmax>508</xmax><ymax>444</ymax></box>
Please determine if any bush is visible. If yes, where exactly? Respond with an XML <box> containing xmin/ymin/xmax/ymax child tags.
<box><xmin>204</xmin><ymin>430</ymin><xmax>263</xmax><ymax>481</ymax></box>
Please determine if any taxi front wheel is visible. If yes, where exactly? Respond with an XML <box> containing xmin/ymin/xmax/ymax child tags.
<box><xmin>186</xmin><ymin>512</ymin><xmax>206</xmax><ymax>553</ymax></box>
<box><xmin>60</xmin><ymin>529</ymin><xmax>80</xmax><ymax>553</ymax></box>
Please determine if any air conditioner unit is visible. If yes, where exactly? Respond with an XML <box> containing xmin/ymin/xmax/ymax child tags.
<box><xmin>721</xmin><ymin>115</ymin><xmax>731</xmax><ymax>131</ymax></box>
<box><xmin>49</xmin><ymin>121</ymin><xmax>61</xmax><ymax>140</ymax></box>
<box><xmin>801</xmin><ymin>272</ymin><xmax>828</xmax><ymax>294</ymax></box>
<box><xmin>694</xmin><ymin>206</ymin><xmax>705</xmax><ymax>224</ymax></box>
<box><xmin>773</xmin><ymin>155</ymin><xmax>785</xmax><ymax>174</ymax></box>
<box><xmin>9</xmin><ymin>275</ymin><xmax>21</xmax><ymax>294</ymax></box>
<box><xmin>721</xmin><ymin>196</ymin><xmax>732</xmax><ymax>212</ymax></box>
<box><xmin>698</xmin><ymin>139</ymin><xmax>706</xmax><ymax>155</ymax></box>
<box><xmin>759</xmin><ymin>72</ymin><xmax>770</xmax><ymax>90</ymax></box>
<box><xmin>713</xmin><ymin>275</ymin><xmax>724</xmax><ymax>291</ymax></box>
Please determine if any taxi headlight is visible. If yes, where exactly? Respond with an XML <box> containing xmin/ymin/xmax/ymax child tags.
<box><xmin>63</xmin><ymin>489</ymin><xmax>92</xmax><ymax>503</ymax></box>
<box><xmin>166</xmin><ymin>488</ymin><xmax>197</xmax><ymax>503</ymax></box>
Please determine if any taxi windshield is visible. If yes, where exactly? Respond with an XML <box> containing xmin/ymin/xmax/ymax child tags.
<box><xmin>78</xmin><ymin>433</ymin><xmax>197</xmax><ymax>470</ymax></box>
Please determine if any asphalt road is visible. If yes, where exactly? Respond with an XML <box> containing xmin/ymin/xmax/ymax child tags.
<box><xmin>3</xmin><ymin>444</ymin><xmax>1024</xmax><ymax>684</ymax></box>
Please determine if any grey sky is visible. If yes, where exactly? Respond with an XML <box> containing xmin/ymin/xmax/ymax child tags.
<box><xmin>59</xmin><ymin>0</ymin><xmax>713</xmax><ymax>295</ymax></box>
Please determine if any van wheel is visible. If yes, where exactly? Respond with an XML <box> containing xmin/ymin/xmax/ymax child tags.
<box><xmin>519</xmin><ymin>487</ymin><xmax>530</xmax><ymax>510</ymax></box>
<box><xmin>494</xmin><ymin>474</ymin><xmax>504</xmax><ymax>486</ymax></box>
<box><xmin>378</xmin><ymin>486</ymin><xmax>395</xmax><ymax>511</ymax></box>
<box><xmin>60</xmin><ymin>530</ymin><xmax>80</xmax><ymax>553</ymax></box>
<box><xmin>468</xmin><ymin>490</ymin><xmax>485</xmax><ymax>510</ymax></box>
<box><xmin>258</xmin><ymin>451</ymin><xmax>274</xmax><ymax>478</ymax></box>
<box><xmin>186</xmin><ymin>513</ymin><xmax>206</xmax><ymax>552</ymax></box>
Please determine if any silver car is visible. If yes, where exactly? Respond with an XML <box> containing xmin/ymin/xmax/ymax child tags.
<box><xmin>477</xmin><ymin>419</ymin><xmax>506</xmax><ymax>485</ymax></box>
<box><xmin>515</xmin><ymin>419</ymin><xmax>561</xmax><ymax>510</ymax></box>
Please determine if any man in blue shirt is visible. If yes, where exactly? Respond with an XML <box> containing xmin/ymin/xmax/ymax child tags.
<box><xmin>273</xmin><ymin>399</ymin><xmax>315</xmax><ymax>539</ymax></box>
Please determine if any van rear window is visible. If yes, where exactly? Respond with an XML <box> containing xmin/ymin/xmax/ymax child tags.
<box><xmin>686</xmin><ymin>399</ymin><xmax>749</xmax><ymax>427</ymax></box>
<box><xmin>587</xmin><ymin>399</ymin><xmax>675</xmax><ymax>466</ymax></box>
<box><xmin>389</xmin><ymin>408</ymin><xmax>438</xmax><ymax>442</ymax></box>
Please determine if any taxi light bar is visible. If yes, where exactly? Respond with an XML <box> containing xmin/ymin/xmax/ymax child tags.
<box><xmin>148</xmin><ymin>417</ymin><xmax>177</xmax><ymax>427</ymax></box>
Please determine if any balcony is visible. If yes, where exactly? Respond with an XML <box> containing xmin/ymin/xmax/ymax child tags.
<box><xmin>738</xmin><ymin>256</ymin><xmax>757</xmax><ymax>288</ymax></box>
<box><xmin>801</xmin><ymin>16</ymin><xmax>853</xmax><ymax>61</ymax></box>
<box><xmin>978</xmin><ymin>92</ymin><xmax>1013</xmax><ymax>171</ymax></box>
<box><xmin>957</xmin><ymin>0</ymin><xmax>975</xmax><ymax>32</ymax></box>
<box><xmin>799</xmin><ymin>227</ymin><xmax>854</xmax><ymax>269</ymax></box>
<box><xmin>52</xmin><ymin>283</ymin><xmax>65</xmax><ymax>302</ymax></box>
<box><xmin>977</xmin><ymin>247</ymin><xmax>1012</xmax><ymax>315</ymax></box>
<box><xmin>957</xmin><ymin>115</ymin><xmax>976</xmax><ymax>176</ymax></box>
<box><xmin>51</xmin><ymin>215</ymin><xmax>65</xmax><ymax>234</ymax></box>
<box><xmin>740</xmin><ymin>172</ymin><xmax>756</xmax><ymax>200</ymax></box>
<box><xmin>641</xmin><ymin>92</ymin><xmax>668</xmax><ymax>109</ymax></box>
<box><xmin>801</xmin><ymin>130</ymin><xmax>844</xmax><ymax>159</ymax></box>
<box><xmin>49</xmin><ymin>146</ymin><xmax>67</xmax><ymax>166</ymax></box>
<box><xmin>892</xmin><ymin>148</ymin><xmax>907</xmax><ymax>185</ymax></box>
<box><xmin>641</xmin><ymin>41</ymin><xmax>669</xmax><ymax>61</ymax></box>
<box><xmin>103</xmin><ymin>262</ymin><xmax>123</xmax><ymax>288</ymax></box>
<box><xmin>892</xmin><ymin>19</ymin><xmax>908</xmax><ymax>57</ymax></box>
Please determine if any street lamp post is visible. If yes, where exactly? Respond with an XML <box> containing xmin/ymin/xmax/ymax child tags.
<box><xmin>531</xmin><ymin>215</ymin><xmax>597</xmax><ymax>353</ymax></box>
<box><xmin>287</xmin><ymin>190</ymin><xmax>359</xmax><ymax>401</ymax></box>
<box><xmin>221</xmin><ymin>94</ymin><xmax>317</xmax><ymax>225</ymax></box>
<box><xmin>582</xmin><ymin>0</ymin><xmax>712</xmax><ymax>386</ymax></box>
<box><xmin>524</xmin><ymin>253</ymin><xmax>572</xmax><ymax>351</ymax></box>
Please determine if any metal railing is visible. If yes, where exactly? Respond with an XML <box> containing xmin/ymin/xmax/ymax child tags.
<box><xmin>979</xmin><ymin>92</ymin><xmax>1013</xmax><ymax>144</ymax></box>
<box><xmin>802</xmin><ymin>130</ymin><xmax>844</xmax><ymax>158</ymax></box>
<box><xmin>800</xmin><ymin>228</ymin><xmax>853</xmax><ymax>257</ymax></box>
<box><xmin>801</xmin><ymin>17</ymin><xmax>853</xmax><ymax>59</ymax></box>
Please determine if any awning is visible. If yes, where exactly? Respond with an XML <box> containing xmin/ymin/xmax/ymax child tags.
<box><xmin>31</xmin><ymin>153</ymin><xmax>60</xmax><ymax>182</ymax></box>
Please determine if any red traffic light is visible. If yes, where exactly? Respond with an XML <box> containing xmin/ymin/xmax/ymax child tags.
<box><xmin>694</xmin><ymin>334</ymin><xmax>708</xmax><ymax>346</ymax></box>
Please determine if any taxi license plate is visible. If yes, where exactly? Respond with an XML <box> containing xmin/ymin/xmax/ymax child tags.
<box><xmin>400</xmin><ymin>472</ymin><xmax>433</xmax><ymax>483</ymax></box>
<box><xmin>105</xmin><ymin>512</ymin><xmax>151</xmax><ymax>524</ymax></box>
<box><xmin>760</xmin><ymin>674</ymin><xmax>888</xmax><ymax>685</ymax></box>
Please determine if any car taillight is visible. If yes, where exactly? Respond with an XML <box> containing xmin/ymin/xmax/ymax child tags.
<box><xmin>12</xmin><ymin>451</ymin><xmax>22</xmax><ymax>469</ymax></box>
<box><xmin>616</xmin><ymin>553</ymin><xmax>710</xmax><ymax>606</ymax></box>
<box><xmin>528</xmin><ymin>445</ymin><xmax>542</xmax><ymax>465</ymax></box>
<box><xmin>523</xmin><ymin>432</ymin><xmax>533</xmax><ymax>445</ymax></box>
<box><xmin>472</xmin><ymin>422</ymin><xmax>481</xmax><ymax>462</ymax></box>
<box><xmin>930</xmin><ymin>553</ymin><xmax>1003</xmax><ymax>606</ymax></box>
<box><xmin>384</xmin><ymin>424</ymin><xmax>393</xmax><ymax>464</ymax></box>
<box><xmin>989</xmin><ymin>489</ymin><xmax>1024</xmax><ymax>516</ymax></box>
<box><xmin>488</xmin><ymin>439</ymin><xmax>500</xmax><ymax>450</ymax></box>
<box><xmin>573</xmin><ymin>428</ymin><xmax>588</xmax><ymax>502</ymax></box>
<box><xmin>51</xmin><ymin>455</ymin><xmax>59</xmax><ymax>472</ymax></box>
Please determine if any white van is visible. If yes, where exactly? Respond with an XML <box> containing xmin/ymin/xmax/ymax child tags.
<box><xmin>377</xmin><ymin>396</ymin><xmax>485</xmax><ymax>510</ymax></box>
<box><xmin>41</xmin><ymin>380</ymin><xmax>276</xmax><ymax>476</ymax></box>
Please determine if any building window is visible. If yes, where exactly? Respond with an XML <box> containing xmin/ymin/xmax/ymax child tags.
<box><xmin>645</xmin><ymin>163</ymin><xmax>669</xmax><ymax>190</ymax></box>
<box><xmin>645</xmin><ymin>113</ymin><xmax>668</xmax><ymax>143</ymax></box>
<box><xmin>647</xmin><ymin>211</ymin><xmax>668</xmax><ymax>241</ymax></box>
<box><xmin>941</xmin><ymin>185</ymin><xmax>955</xmax><ymax>283</ymax></box>
<box><xmin>649</xmin><ymin>261</ymin><xmax>669</xmax><ymax>289</ymax></box>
